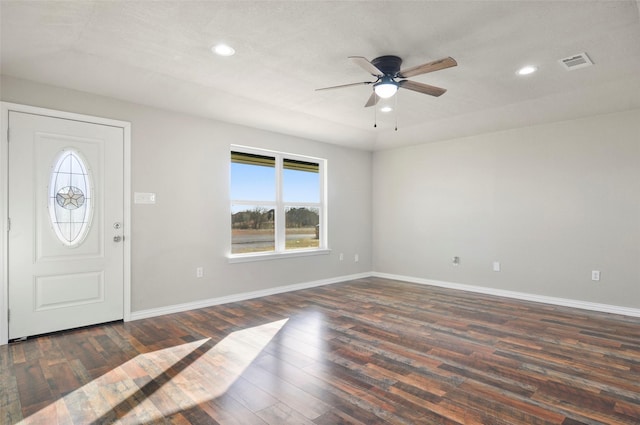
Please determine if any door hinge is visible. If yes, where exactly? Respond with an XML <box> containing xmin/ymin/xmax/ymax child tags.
<box><xmin>8</xmin><ymin>309</ymin><xmax>10</xmax><ymax>323</ymax></box>
<box><xmin>7</xmin><ymin>217</ymin><xmax>10</xmax><ymax>232</ymax></box>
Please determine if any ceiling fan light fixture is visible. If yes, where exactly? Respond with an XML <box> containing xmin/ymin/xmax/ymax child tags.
<box><xmin>212</xmin><ymin>43</ymin><xmax>235</xmax><ymax>57</ymax></box>
<box><xmin>374</xmin><ymin>81</ymin><xmax>398</xmax><ymax>99</ymax></box>
<box><xmin>517</xmin><ymin>65</ymin><xmax>537</xmax><ymax>76</ymax></box>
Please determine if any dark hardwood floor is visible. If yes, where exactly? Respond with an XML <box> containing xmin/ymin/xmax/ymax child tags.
<box><xmin>2</xmin><ymin>277</ymin><xmax>640</xmax><ymax>424</ymax></box>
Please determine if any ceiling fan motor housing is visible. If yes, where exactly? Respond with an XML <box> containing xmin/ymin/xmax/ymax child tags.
<box><xmin>371</xmin><ymin>55</ymin><xmax>403</xmax><ymax>76</ymax></box>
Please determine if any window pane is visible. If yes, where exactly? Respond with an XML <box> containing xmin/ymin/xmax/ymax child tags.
<box><xmin>231</xmin><ymin>152</ymin><xmax>275</xmax><ymax>202</ymax></box>
<box><xmin>231</xmin><ymin>205</ymin><xmax>275</xmax><ymax>254</ymax></box>
<box><xmin>230</xmin><ymin>148</ymin><xmax>325</xmax><ymax>257</ymax></box>
<box><xmin>48</xmin><ymin>149</ymin><xmax>93</xmax><ymax>247</ymax></box>
<box><xmin>283</xmin><ymin>159</ymin><xmax>319</xmax><ymax>203</ymax></box>
<box><xmin>285</xmin><ymin>207</ymin><xmax>319</xmax><ymax>250</ymax></box>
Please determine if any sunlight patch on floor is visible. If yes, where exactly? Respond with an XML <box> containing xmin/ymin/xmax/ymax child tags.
<box><xmin>20</xmin><ymin>318</ymin><xmax>289</xmax><ymax>424</ymax></box>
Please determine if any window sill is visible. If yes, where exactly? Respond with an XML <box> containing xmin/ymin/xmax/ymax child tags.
<box><xmin>228</xmin><ymin>249</ymin><xmax>331</xmax><ymax>263</ymax></box>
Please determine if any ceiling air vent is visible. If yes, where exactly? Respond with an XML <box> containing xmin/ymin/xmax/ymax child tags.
<box><xmin>559</xmin><ymin>52</ymin><xmax>593</xmax><ymax>70</ymax></box>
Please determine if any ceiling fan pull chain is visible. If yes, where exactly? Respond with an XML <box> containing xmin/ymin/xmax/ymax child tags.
<box><xmin>395</xmin><ymin>91</ymin><xmax>399</xmax><ymax>131</ymax></box>
<box><xmin>373</xmin><ymin>91</ymin><xmax>378</xmax><ymax>128</ymax></box>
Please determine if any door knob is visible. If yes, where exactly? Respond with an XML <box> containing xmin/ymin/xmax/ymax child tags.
<box><xmin>113</xmin><ymin>235</ymin><xmax>123</xmax><ymax>242</ymax></box>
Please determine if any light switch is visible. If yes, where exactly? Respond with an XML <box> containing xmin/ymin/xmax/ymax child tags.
<box><xmin>134</xmin><ymin>192</ymin><xmax>156</xmax><ymax>204</ymax></box>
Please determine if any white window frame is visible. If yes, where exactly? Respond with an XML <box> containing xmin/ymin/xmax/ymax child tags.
<box><xmin>229</xmin><ymin>145</ymin><xmax>329</xmax><ymax>262</ymax></box>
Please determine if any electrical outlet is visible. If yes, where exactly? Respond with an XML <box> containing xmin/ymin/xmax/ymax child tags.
<box><xmin>339</xmin><ymin>253</ymin><xmax>344</xmax><ymax>261</ymax></box>
<box><xmin>354</xmin><ymin>254</ymin><xmax>359</xmax><ymax>263</ymax></box>
<box><xmin>196</xmin><ymin>267</ymin><xmax>204</xmax><ymax>278</ymax></box>
<box><xmin>452</xmin><ymin>256</ymin><xmax>460</xmax><ymax>266</ymax></box>
<box><xmin>493</xmin><ymin>261</ymin><xmax>501</xmax><ymax>272</ymax></box>
<box><xmin>591</xmin><ymin>270</ymin><xmax>600</xmax><ymax>281</ymax></box>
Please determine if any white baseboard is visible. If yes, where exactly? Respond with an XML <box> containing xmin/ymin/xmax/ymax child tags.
<box><xmin>372</xmin><ymin>272</ymin><xmax>640</xmax><ymax>318</ymax></box>
<box><xmin>6</xmin><ymin>270</ymin><xmax>637</xmax><ymax>346</ymax></box>
<box><xmin>129</xmin><ymin>272</ymin><xmax>372</xmax><ymax>321</ymax></box>
<box><xmin>132</xmin><ymin>270</ymin><xmax>640</xmax><ymax>322</ymax></box>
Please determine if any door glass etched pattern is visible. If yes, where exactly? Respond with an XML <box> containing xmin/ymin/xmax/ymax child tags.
<box><xmin>48</xmin><ymin>149</ymin><xmax>93</xmax><ymax>247</ymax></box>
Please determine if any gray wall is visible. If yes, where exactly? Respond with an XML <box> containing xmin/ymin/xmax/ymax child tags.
<box><xmin>373</xmin><ymin>109</ymin><xmax>640</xmax><ymax>309</ymax></box>
<box><xmin>4</xmin><ymin>75</ymin><xmax>639</xmax><ymax>313</ymax></box>
<box><xmin>1</xmin><ymin>76</ymin><xmax>372</xmax><ymax>313</ymax></box>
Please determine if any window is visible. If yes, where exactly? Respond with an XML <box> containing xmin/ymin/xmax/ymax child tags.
<box><xmin>230</xmin><ymin>147</ymin><xmax>326</xmax><ymax>258</ymax></box>
<box><xmin>48</xmin><ymin>149</ymin><xmax>93</xmax><ymax>247</ymax></box>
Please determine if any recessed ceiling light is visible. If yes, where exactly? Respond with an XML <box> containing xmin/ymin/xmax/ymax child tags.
<box><xmin>212</xmin><ymin>43</ymin><xmax>235</xmax><ymax>57</ymax></box>
<box><xmin>380</xmin><ymin>106</ymin><xmax>393</xmax><ymax>113</ymax></box>
<box><xmin>517</xmin><ymin>65</ymin><xmax>538</xmax><ymax>76</ymax></box>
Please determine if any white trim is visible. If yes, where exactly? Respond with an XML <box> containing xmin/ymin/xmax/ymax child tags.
<box><xmin>228</xmin><ymin>248</ymin><xmax>331</xmax><ymax>263</ymax></box>
<box><xmin>122</xmin><ymin>123</ymin><xmax>132</xmax><ymax>322</ymax></box>
<box><xmin>372</xmin><ymin>272</ymin><xmax>640</xmax><ymax>318</ymax></box>
<box><xmin>0</xmin><ymin>105</ymin><xmax>8</xmax><ymax>345</ymax></box>
<box><xmin>125</xmin><ymin>270</ymin><xmax>640</xmax><ymax>322</ymax></box>
<box><xmin>0</xmin><ymin>102</ymin><xmax>132</xmax><ymax>345</ymax></box>
<box><xmin>130</xmin><ymin>272</ymin><xmax>370</xmax><ymax>321</ymax></box>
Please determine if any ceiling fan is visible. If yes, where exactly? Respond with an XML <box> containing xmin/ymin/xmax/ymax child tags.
<box><xmin>316</xmin><ymin>55</ymin><xmax>457</xmax><ymax>107</ymax></box>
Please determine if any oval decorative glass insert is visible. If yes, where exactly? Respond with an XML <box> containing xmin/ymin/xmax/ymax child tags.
<box><xmin>48</xmin><ymin>149</ymin><xmax>93</xmax><ymax>247</ymax></box>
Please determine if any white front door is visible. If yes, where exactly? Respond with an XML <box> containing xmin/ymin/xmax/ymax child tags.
<box><xmin>8</xmin><ymin>111</ymin><xmax>125</xmax><ymax>340</ymax></box>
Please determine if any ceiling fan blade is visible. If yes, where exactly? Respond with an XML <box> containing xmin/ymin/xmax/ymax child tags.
<box><xmin>398</xmin><ymin>80</ymin><xmax>447</xmax><ymax>97</ymax></box>
<box><xmin>364</xmin><ymin>92</ymin><xmax>379</xmax><ymax>108</ymax></box>
<box><xmin>315</xmin><ymin>81</ymin><xmax>373</xmax><ymax>91</ymax></box>
<box><xmin>349</xmin><ymin>56</ymin><xmax>384</xmax><ymax>76</ymax></box>
<box><xmin>398</xmin><ymin>57</ymin><xmax>457</xmax><ymax>78</ymax></box>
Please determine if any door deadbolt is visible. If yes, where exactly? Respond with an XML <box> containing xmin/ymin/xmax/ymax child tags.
<box><xmin>113</xmin><ymin>235</ymin><xmax>123</xmax><ymax>242</ymax></box>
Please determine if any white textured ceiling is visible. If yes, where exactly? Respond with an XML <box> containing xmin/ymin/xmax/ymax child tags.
<box><xmin>2</xmin><ymin>1</ymin><xmax>640</xmax><ymax>150</ymax></box>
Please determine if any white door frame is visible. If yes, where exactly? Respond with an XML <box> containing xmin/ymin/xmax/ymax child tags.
<box><xmin>0</xmin><ymin>102</ymin><xmax>132</xmax><ymax>345</ymax></box>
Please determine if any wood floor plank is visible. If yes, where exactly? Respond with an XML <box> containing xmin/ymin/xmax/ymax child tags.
<box><xmin>13</xmin><ymin>361</ymin><xmax>54</xmax><ymax>418</ymax></box>
<box><xmin>256</xmin><ymin>402</ymin><xmax>316</xmax><ymax>425</ymax></box>
<box><xmin>3</xmin><ymin>277</ymin><xmax>640</xmax><ymax>424</ymax></box>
